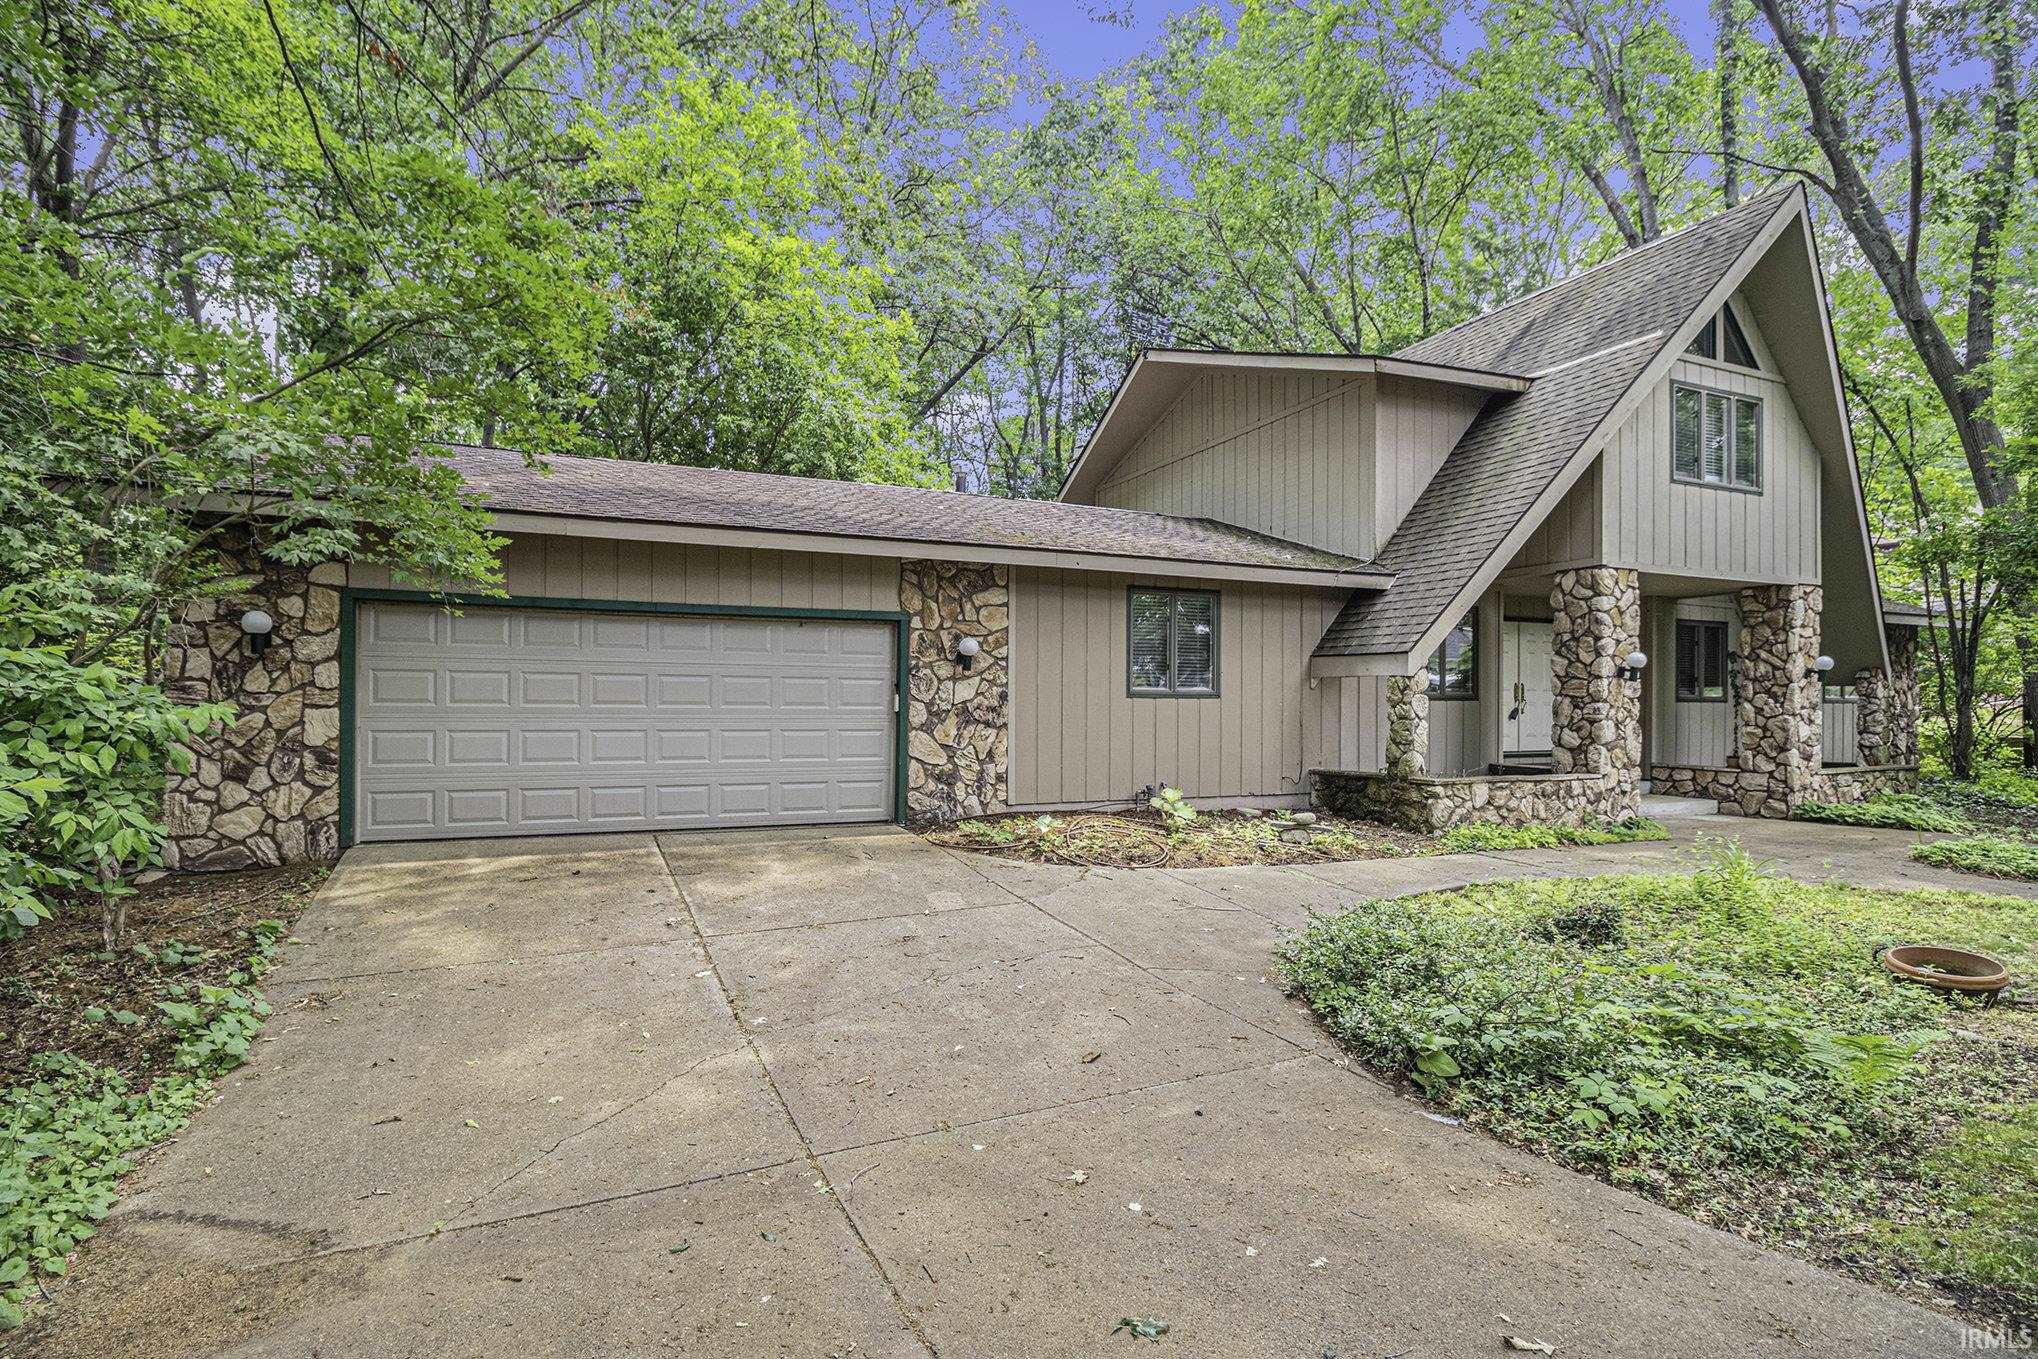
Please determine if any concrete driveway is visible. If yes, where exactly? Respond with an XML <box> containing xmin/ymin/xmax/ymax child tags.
<box><xmin>19</xmin><ymin>820</ymin><xmax>1999</xmax><ymax>1358</ymax></box>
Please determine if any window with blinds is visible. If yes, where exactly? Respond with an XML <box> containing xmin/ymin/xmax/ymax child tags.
<box><xmin>1675</xmin><ymin>619</ymin><xmax>1729</xmax><ymax>701</ymax></box>
<box><xmin>1127</xmin><ymin>588</ymin><xmax>1220</xmax><ymax>696</ymax></box>
<box><xmin>1671</xmin><ymin>382</ymin><xmax>1761</xmax><ymax>491</ymax></box>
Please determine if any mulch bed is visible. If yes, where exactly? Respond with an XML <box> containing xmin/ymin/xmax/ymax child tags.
<box><xmin>927</xmin><ymin>808</ymin><xmax>1432</xmax><ymax>869</ymax></box>
<box><xmin>1</xmin><ymin>863</ymin><xmax>330</xmax><ymax>1088</ymax></box>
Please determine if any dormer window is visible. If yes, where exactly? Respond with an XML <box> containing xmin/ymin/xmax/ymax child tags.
<box><xmin>1686</xmin><ymin>303</ymin><xmax>1761</xmax><ymax>369</ymax></box>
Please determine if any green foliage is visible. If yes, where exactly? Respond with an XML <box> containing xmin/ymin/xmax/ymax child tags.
<box><xmin>1432</xmin><ymin>818</ymin><xmax>1669</xmax><ymax>853</ymax></box>
<box><xmin>1878</xmin><ymin>1107</ymin><xmax>2038</xmax><ymax>1299</ymax></box>
<box><xmin>1147</xmin><ymin>787</ymin><xmax>1198</xmax><ymax>834</ymax></box>
<box><xmin>0</xmin><ymin>586</ymin><xmax>229</xmax><ymax>939</ymax></box>
<box><xmin>1911</xmin><ymin>834</ymin><xmax>2038</xmax><ymax>883</ymax></box>
<box><xmin>0</xmin><ymin>1056</ymin><xmax>207</xmax><ymax>1327</ymax></box>
<box><xmin>1794</xmin><ymin>794</ymin><xmax>1975</xmax><ymax>834</ymax></box>
<box><xmin>1274</xmin><ymin>848</ymin><xmax>2029</xmax><ymax>1182</ymax></box>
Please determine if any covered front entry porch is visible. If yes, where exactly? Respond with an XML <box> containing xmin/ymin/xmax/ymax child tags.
<box><xmin>1312</xmin><ymin>566</ymin><xmax>1920</xmax><ymax>832</ymax></box>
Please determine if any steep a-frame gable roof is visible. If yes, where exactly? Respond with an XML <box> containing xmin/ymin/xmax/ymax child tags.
<box><xmin>1314</xmin><ymin>187</ymin><xmax>1807</xmax><ymax>665</ymax></box>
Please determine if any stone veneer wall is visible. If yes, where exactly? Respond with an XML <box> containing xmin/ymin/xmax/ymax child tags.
<box><xmin>161</xmin><ymin>547</ymin><xmax>345</xmax><ymax>869</ymax></box>
<box><xmin>1313</xmin><ymin>770</ymin><xmax>1624</xmax><ymax>833</ymax></box>
<box><xmin>1725</xmin><ymin>583</ymin><xmax>1824</xmax><ymax>817</ymax></box>
<box><xmin>1853</xmin><ymin>665</ymin><xmax>1888</xmax><ymax>766</ymax></box>
<box><xmin>1549</xmin><ymin>566</ymin><xmax>1643</xmax><ymax>821</ymax></box>
<box><xmin>901</xmin><ymin>561</ymin><xmax>1009</xmax><ymax>822</ymax></box>
<box><xmin>1384</xmin><ymin>675</ymin><xmax>1429</xmax><ymax>777</ymax></box>
<box><xmin>1885</xmin><ymin>624</ymin><xmax>1921</xmax><ymax>767</ymax></box>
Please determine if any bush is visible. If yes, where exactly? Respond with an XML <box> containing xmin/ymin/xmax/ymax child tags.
<box><xmin>1276</xmin><ymin>852</ymin><xmax>1953</xmax><ymax>1182</ymax></box>
<box><xmin>1433</xmin><ymin>818</ymin><xmax>1669</xmax><ymax>853</ymax></box>
<box><xmin>0</xmin><ymin>585</ymin><xmax>229</xmax><ymax>942</ymax></box>
<box><xmin>1794</xmin><ymin>793</ymin><xmax>1973</xmax><ymax>834</ymax></box>
<box><xmin>1911</xmin><ymin>834</ymin><xmax>2038</xmax><ymax>882</ymax></box>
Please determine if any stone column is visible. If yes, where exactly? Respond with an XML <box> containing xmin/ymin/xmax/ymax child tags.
<box><xmin>1731</xmin><ymin>583</ymin><xmax>1823</xmax><ymax>816</ymax></box>
<box><xmin>1384</xmin><ymin>674</ymin><xmax>1430</xmax><ymax>777</ymax></box>
<box><xmin>901</xmin><ymin>561</ymin><xmax>1009</xmax><ymax>821</ymax></box>
<box><xmin>1550</xmin><ymin>567</ymin><xmax>1643</xmax><ymax>819</ymax></box>
<box><xmin>1853</xmin><ymin>666</ymin><xmax>1887</xmax><ymax>766</ymax></box>
<box><xmin>1885</xmin><ymin>624</ymin><xmax>1921</xmax><ymax>766</ymax></box>
<box><xmin>161</xmin><ymin>540</ymin><xmax>345</xmax><ymax>869</ymax></box>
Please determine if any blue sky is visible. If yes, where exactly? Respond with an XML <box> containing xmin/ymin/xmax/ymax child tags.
<box><xmin>1018</xmin><ymin>1</ymin><xmax>1723</xmax><ymax>79</ymax></box>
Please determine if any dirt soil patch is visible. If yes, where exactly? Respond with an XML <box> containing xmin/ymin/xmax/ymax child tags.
<box><xmin>1</xmin><ymin>863</ymin><xmax>329</xmax><ymax>1089</ymax></box>
<box><xmin>928</xmin><ymin>808</ymin><xmax>1430</xmax><ymax>868</ymax></box>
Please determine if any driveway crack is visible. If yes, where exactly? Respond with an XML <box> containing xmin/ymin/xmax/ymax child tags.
<box><xmin>655</xmin><ymin>835</ymin><xmax>943</xmax><ymax>1358</ymax></box>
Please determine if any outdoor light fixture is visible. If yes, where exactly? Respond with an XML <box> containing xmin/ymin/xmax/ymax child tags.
<box><xmin>956</xmin><ymin>635</ymin><xmax>982</xmax><ymax>671</ymax></box>
<box><xmin>1807</xmin><ymin>654</ymin><xmax>1835</xmax><ymax>681</ymax></box>
<box><xmin>239</xmin><ymin>608</ymin><xmax>275</xmax><ymax>658</ymax></box>
<box><xmin>1621</xmin><ymin>650</ymin><xmax>1649</xmax><ymax>683</ymax></box>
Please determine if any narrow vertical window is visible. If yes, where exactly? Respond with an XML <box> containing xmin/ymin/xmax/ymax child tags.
<box><xmin>1675</xmin><ymin>620</ymin><xmax>1729</xmax><ymax>700</ymax></box>
<box><xmin>1733</xmin><ymin>397</ymin><xmax>1761</xmax><ymax>488</ymax></box>
<box><xmin>1128</xmin><ymin>588</ymin><xmax>1220</xmax><ymax>696</ymax></box>
<box><xmin>1425</xmin><ymin>608</ymin><xmax>1479</xmax><ymax>700</ymax></box>
<box><xmin>1673</xmin><ymin>386</ymin><xmax>1703</xmax><ymax>480</ymax></box>
<box><xmin>1703</xmin><ymin>391</ymin><xmax>1731</xmax><ymax>482</ymax></box>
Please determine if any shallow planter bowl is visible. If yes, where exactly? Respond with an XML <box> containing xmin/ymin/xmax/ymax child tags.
<box><xmin>1879</xmin><ymin>944</ymin><xmax>2011</xmax><ymax>999</ymax></box>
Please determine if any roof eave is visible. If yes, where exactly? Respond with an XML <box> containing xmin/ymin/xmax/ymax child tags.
<box><xmin>485</xmin><ymin>509</ymin><xmax>1394</xmax><ymax>590</ymax></box>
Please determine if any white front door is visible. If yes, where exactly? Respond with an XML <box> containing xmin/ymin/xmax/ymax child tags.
<box><xmin>1502</xmin><ymin>621</ymin><xmax>1555</xmax><ymax>756</ymax></box>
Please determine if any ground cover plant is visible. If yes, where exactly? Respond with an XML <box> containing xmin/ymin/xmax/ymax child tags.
<box><xmin>930</xmin><ymin>807</ymin><xmax>1426</xmax><ymax>868</ymax></box>
<box><xmin>1795</xmin><ymin>792</ymin><xmax>1977</xmax><ymax>833</ymax></box>
<box><xmin>0</xmin><ymin>864</ymin><xmax>322</xmax><ymax>1326</ymax></box>
<box><xmin>1913</xmin><ymin>835</ymin><xmax>2038</xmax><ymax>884</ymax></box>
<box><xmin>1278</xmin><ymin>841</ymin><xmax>2038</xmax><ymax>1328</ymax></box>
<box><xmin>1431</xmin><ymin>819</ymin><xmax>1669</xmax><ymax>853</ymax></box>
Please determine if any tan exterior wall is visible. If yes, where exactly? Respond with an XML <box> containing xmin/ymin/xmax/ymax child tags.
<box><xmin>1368</xmin><ymin>376</ymin><xmax>1490</xmax><ymax>554</ymax></box>
<box><xmin>1007</xmin><ymin>567</ymin><xmax>1352</xmax><ymax>805</ymax></box>
<box><xmin>1648</xmin><ymin>596</ymin><xmax>1738</xmax><ymax>767</ymax></box>
<box><xmin>350</xmin><ymin>533</ymin><xmax>903</xmax><ymax>611</ymax></box>
<box><xmin>1509</xmin><ymin>463</ymin><xmax>1603</xmax><ymax>573</ymax></box>
<box><xmin>1091</xmin><ymin>369</ymin><xmax>1370</xmax><ymax>559</ymax></box>
<box><xmin>1597</xmin><ymin>355</ymin><xmax>1823</xmax><ymax>584</ymax></box>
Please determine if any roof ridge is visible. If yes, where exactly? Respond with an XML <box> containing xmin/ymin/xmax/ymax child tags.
<box><xmin>1393</xmin><ymin>184</ymin><xmax>1801</xmax><ymax>360</ymax></box>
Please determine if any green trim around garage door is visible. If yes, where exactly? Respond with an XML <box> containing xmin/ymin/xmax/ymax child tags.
<box><xmin>337</xmin><ymin>588</ymin><xmax>913</xmax><ymax>848</ymax></box>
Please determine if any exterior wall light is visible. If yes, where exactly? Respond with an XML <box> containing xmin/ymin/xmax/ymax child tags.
<box><xmin>1807</xmin><ymin>654</ymin><xmax>1835</xmax><ymax>682</ymax></box>
<box><xmin>239</xmin><ymin>608</ymin><xmax>275</xmax><ymax>657</ymax></box>
<box><xmin>1621</xmin><ymin>650</ymin><xmax>1648</xmax><ymax>683</ymax></box>
<box><xmin>956</xmin><ymin>635</ymin><xmax>982</xmax><ymax>671</ymax></box>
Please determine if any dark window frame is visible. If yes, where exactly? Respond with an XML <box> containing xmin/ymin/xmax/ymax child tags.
<box><xmin>1685</xmin><ymin>303</ymin><xmax>1763</xmax><ymax>372</ymax></box>
<box><xmin>1425</xmin><ymin>607</ymin><xmax>1479</xmax><ymax>702</ymax></box>
<box><xmin>1671</xmin><ymin>381</ymin><xmax>1763</xmax><ymax>493</ymax></box>
<box><xmin>1126</xmin><ymin>587</ymin><xmax>1222</xmax><ymax>698</ymax></box>
<box><xmin>1675</xmin><ymin>619</ymin><xmax>1730</xmax><ymax>702</ymax></box>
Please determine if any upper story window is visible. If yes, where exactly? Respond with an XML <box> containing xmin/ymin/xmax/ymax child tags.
<box><xmin>1128</xmin><ymin>588</ymin><xmax>1218</xmax><ymax>696</ymax></box>
<box><xmin>1425</xmin><ymin>608</ymin><xmax>1478</xmax><ymax>700</ymax></box>
<box><xmin>1686</xmin><ymin>303</ymin><xmax>1761</xmax><ymax>369</ymax></box>
<box><xmin>1673</xmin><ymin>383</ymin><xmax>1762</xmax><ymax>491</ymax></box>
<box><xmin>1675</xmin><ymin>619</ymin><xmax>1729</xmax><ymax>701</ymax></box>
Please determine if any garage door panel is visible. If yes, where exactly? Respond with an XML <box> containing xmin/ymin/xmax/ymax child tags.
<box><xmin>355</xmin><ymin>603</ymin><xmax>895</xmax><ymax>841</ymax></box>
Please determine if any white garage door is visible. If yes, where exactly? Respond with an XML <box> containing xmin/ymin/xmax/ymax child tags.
<box><xmin>352</xmin><ymin>602</ymin><xmax>896</xmax><ymax>842</ymax></box>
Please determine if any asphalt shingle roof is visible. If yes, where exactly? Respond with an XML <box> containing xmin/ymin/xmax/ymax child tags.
<box><xmin>444</xmin><ymin>445</ymin><xmax>1380</xmax><ymax>578</ymax></box>
<box><xmin>1314</xmin><ymin>188</ymin><xmax>1798</xmax><ymax>659</ymax></box>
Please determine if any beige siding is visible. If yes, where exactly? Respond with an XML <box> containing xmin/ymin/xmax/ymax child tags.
<box><xmin>1823</xmin><ymin>695</ymin><xmax>1859</xmax><ymax>764</ymax></box>
<box><xmin>1370</xmin><ymin>377</ymin><xmax>1490</xmax><ymax>554</ymax></box>
<box><xmin>1093</xmin><ymin>370</ymin><xmax>1370</xmax><ymax>558</ymax></box>
<box><xmin>1649</xmin><ymin>597</ymin><xmax>1737</xmax><ymax>767</ymax></box>
<box><xmin>1508</xmin><ymin>461</ymin><xmax>1604</xmax><ymax>572</ymax></box>
<box><xmin>1427</xmin><ymin>699</ymin><xmax>1485</xmax><ymax>776</ymax></box>
<box><xmin>1008</xmin><ymin>568</ymin><xmax>1348</xmax><ymax>805</ymax></box>
<box><xmin>1598</xmin><ymin>354</ymin><xmax>1822</xmax><ymax>584</ymax></box>
<box><xmin>349</xmin><ymin>533</ymin><xmax>903</xmax><ymax>611</ymax></box>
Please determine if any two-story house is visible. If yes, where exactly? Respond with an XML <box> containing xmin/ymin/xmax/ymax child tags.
<box><xmin>161</xmin><ymin>185</ymin><xmax>1919</xmax><ymax>867</ymax></box>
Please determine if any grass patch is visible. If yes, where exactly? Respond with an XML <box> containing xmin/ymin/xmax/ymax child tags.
<box><xmin>0</xmin><ymin>864</ymin><xmax>320</xmax><ymax>1327</ymax></box>
<box><xmin>931</xmin><ymin>809</ymin><xmax>1425</xmax><ymax>868</ymax></box>
<box><xmin>1432</xmin><ymin>818</ymin><xmax>1669</xmax><ymax>854</ymax></box>
<box><xmin>1913</xmin><ymin>834</ymin><xmax>2038</xmax><ymax>883</ymax></box>
<box><xmin>1796</xmin><ymin>792</ymin><xmax>1976</xmax><ymax>834</ymax></box>
<box><xmin>1277</xmin><ymin>840</ymin><xmax>2038</xmax><ymax>1326</ymax></box>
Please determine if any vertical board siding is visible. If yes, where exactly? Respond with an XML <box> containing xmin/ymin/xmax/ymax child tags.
<box><xmin>1426</xmin><ymin>700</ymin><xmax>1486</xmax><ymax>775</ymax></box>
<box><xmin>1371</xmin><ymin>378</ymin><xmax>1490</xmax><ymax>552</ymax></box>
<box><xmin>1598</xmin><ymin>354</ymin><xmax>1822</xmax><ymax>584</ymax></box>
<box><xmin>1652</xmin><ymin>597</ymin><xmax>1737</xmax><ymax>766</ymax></box>
<box><xmin>1093</xmin><ymin>371</ymin><xmax>1372</xmax><ymax>559</ymax></box>
<box><xmin>1823</xmin><ymin>698</ymin><xmax>1859</xmax><ymax>765</ymax></box>
<box><xmin>1008</xmin><ymin>568</ymin><xmax>1347</xmax><ymax>804</ymax></box>
<box><xmin>1509</xmin><ymin>462</ymin><xmax>1604</xmax><ymax>572</ymax></box>
<box><xmin>349</xmin><ymin>533</ymin><xmax>903</xmax><ymax>612</ymax></box>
